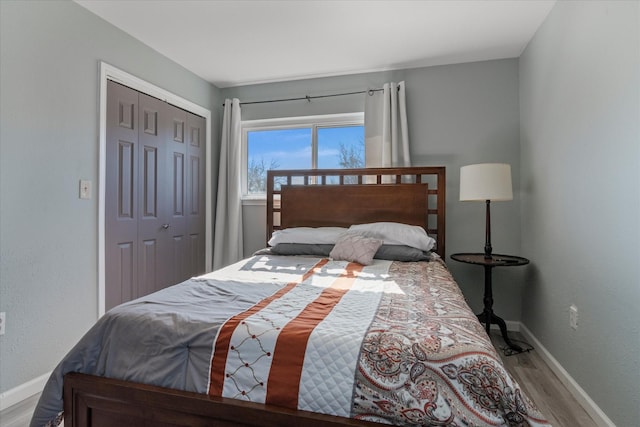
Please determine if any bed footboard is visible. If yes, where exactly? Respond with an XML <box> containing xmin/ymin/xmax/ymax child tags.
<box><xmin>63</xmin><ymin>373</ymin><xmax>378</xmax><ymax>427</ymax></box>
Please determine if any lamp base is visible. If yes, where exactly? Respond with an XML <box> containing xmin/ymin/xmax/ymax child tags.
<box><xmin>484</xmin><ymin>200</ymin><xmax>492</xmax><ymax>259</ymax></box>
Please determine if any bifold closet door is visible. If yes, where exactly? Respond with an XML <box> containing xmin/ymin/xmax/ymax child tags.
<box><xmin>105</xmin><ymin>81</ymin><xmax>205</xmax><ymax>311</ymax></box>
<box><xmin>186</xmin><ymin>112</ymin><xmax>206</xmax><ymax>278</ymax></box>
<box><xmin>164</xmin><ymin>103</ymin><xmax>189</xmax><ymax>287</ymax></box>
<box><xmin>136</xmin><ymin>92</ymin><xmax>171</xmax><ymax>297</ymax></box>
<box><xmin>157</xmin><ymin>103</ymin><xmax>206</xmax><ymax>287</ymax></box>
<box><xmin>105</xmin><ymin>81</ymin><xmax>139</xmax><ymax>310</ymax></box>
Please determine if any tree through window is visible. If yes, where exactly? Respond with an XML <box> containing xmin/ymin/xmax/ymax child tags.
<box><xmin>243</xmin><ymin>114</ymin><xmax>364</xmax><ymax>196</ymax></box>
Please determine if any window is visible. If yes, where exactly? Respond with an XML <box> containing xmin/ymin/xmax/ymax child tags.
<box><xmin>242</xmin><ymin>113</ymin><xmax>364</xmax><ymax>197</ymax></box>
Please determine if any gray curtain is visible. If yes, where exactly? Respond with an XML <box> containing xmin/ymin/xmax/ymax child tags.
<box><xmin>213</xmin><ymin>98</ymin><xmax>243</xmax><ymax>269</ymax></box>
<box><xmin>364</xmin><ymin>81</ymin><xmax>410</xmax><ymax>168</ymax></box>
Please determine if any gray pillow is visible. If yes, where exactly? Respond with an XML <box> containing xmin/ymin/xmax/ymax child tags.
<box><xmin>374</xmin><ymin>245</ymin><xmax>431</xmax><ymax>262</ymax></box>
<box><xmin>263</xmin><ymin>243</ymin><xmax>430</xmax><ymax>262</ymax></box>
<box><xmin>252</xmin><ymin>247</ymin><xmax>273</xmax><ymax>255</ymax></box>
<box><xmin>270</xmin><ymin>243</ymin><xmax>334</xmax><ymax>257</ymax></box>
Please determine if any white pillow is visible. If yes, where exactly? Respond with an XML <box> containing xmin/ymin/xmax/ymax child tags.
<box><xmin>268</xmin><ymin>227</ymin><xmax>348</xmax><ymax>246</ymax></box>
<box><xmin>348</xmin><ymin>222</ymin><xmax>436</xmax><ymax>252</ymax></box>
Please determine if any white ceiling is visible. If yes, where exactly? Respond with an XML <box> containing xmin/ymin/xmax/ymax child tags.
<box><xmin>75</xmin><ymin>0</ymin><xmax>555</xmax><ymax>88</ymax></box>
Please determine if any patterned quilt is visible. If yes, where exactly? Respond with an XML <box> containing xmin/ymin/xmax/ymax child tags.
<box><xmin>31</xmin><ymin>255</ymin><xmax>550</xmax><ymax>427</ymax></box>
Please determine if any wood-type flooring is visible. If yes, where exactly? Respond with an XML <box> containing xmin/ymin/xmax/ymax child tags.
<box><xmin>492</xmin><ymin>331</ymin><xmax>599</xmax><ymax>427</ymax></box>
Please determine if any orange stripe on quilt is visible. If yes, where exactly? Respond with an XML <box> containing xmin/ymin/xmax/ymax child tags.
<box><xmin>208</xmin><ymin>258</ymin><xmax>329</xmax><ymax>396</ymax></box>
<box><xmin>265</xmin><ymin>262</ymin><xmax>364</xmax><ymax>408</ymax></box>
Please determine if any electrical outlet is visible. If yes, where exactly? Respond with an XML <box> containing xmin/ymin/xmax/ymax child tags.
<box><xmin>569</xmin><ymin>305</ymin><xmax>578</xmax><ymax>330</ymax></box>
<box><xmin>0</xmin><ymin>312</ymin><xmax>5</xmax><ymax>335</ymax></box>
<box><xmin>79</xmin><ymin>180</ymin><xmax>92</xmax><ymax>199</ymax></box>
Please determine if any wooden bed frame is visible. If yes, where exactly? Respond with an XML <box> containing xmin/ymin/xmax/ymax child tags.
<box><xmin>63</xmin><ymin>166</ymin><xmax>446</xmax><ymax>427</ymax></box>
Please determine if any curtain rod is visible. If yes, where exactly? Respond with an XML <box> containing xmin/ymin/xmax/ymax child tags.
<box><xmin>222</xmin><ymin>87</ymin><xmax>390</xmax><ymax>107</ymax></box>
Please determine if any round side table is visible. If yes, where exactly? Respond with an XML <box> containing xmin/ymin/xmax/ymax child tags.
<box><xmin>450</xmin><ymin>253</ymin><xmax>529</xmax><ymax>351</ymax></box>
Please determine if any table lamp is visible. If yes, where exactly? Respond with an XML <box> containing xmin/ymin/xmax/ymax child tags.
<box><xmin>459</xmin><ymin>163</ymin><xmax>513</xmax><ymax>258</ymax></box>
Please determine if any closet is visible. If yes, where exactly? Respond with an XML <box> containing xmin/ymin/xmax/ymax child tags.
<box><xmin>105</xmin><ymin>80</ymin><xmax>205</xmax><ymax>310</ymax></box>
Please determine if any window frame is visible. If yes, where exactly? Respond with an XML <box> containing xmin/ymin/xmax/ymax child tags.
<box><xmin>241</xmin><ymin>112</ymin><xmax>365</xmax><ymax>200</ymax></box>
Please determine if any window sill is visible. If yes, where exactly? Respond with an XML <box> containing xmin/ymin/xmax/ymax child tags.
<box><xmin>241</xmin><ymin>196</ymin><xmax>266</xmax><ymax>206</ymax></box>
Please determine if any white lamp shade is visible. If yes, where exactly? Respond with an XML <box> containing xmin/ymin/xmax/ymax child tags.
<box><xmin>460</xmin><ymin>163</ymin><xmax>513</xmax><ymax>201</ymax></box>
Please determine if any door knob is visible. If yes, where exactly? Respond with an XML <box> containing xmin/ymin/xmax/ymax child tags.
<box><xmin>162</xmin><ymin>224</ymin><xmax>170</xmax><ymax>230</ymax></box>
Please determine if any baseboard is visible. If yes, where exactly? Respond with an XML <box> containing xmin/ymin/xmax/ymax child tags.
<box><xmin>519</xmin><ymin>323</ymin><xmax>616</xmax><ymax>427</ymax></box>
<box><xmin>496</xmin><ymin>320</ymin><xmax>520</xmax><ymax>332</ymax></box>
<box><xmin>0</xmin><ymin>372</ymin><xmax>49</xmax><ymax>411</ymax></box>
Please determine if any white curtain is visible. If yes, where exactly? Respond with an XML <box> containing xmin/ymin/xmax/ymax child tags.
<box><xmin>364</xmin><ymin>81</ymin><xmax>410</xmax><ymax>168</ymax></box>
<box><xmin>213</xmin><ymin>98</ymin><xmax>243</xmax><ymax>270</ymax></box>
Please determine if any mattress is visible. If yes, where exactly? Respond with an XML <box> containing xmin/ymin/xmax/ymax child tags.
<box><xmin>31</xmin><ymin>254</ymin><xmax>550</xmax><ymax>427</ymax></box>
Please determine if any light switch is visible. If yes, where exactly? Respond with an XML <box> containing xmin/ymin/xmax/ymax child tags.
<box><xmin>79</xmin><ymin>180</ymin><xmax>92</xmax><ymax>199</ymax></box>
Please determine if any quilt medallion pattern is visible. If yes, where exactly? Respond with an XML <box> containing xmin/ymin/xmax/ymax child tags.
<box><xmin>352</xmin><ymin>260</ymin><xmax>548</xmax><ymax>426</ymax></box>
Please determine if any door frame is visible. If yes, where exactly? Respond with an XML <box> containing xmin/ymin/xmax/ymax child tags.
<box><xmin>98</xmin><ymin>62</ymin><xmax>213</xmax><ymax>317</ymax></box>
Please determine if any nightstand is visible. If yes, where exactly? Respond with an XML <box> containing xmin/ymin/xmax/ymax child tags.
<box><xmin>450</xmin><ymin>253</ymin><xmax>529</xmax><ymax>351</ymax></box>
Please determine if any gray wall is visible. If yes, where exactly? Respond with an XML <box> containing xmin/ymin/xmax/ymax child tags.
<box><xmin>519</xmin><ymin>1</ymin><xmax>640</xmax><ymax>426</ymax></box>
<box><xmin>223</xmin><ymin>59</ymin><xmax>525</xmax><ymax>321</ymax></box>
<box><xmin>0</xmin><ymin>0</ymin><xmax>222</xmax><ymax>394</ymax></box>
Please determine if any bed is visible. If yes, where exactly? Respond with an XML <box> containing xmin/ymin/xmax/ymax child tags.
<box><xmin>31</xmin><ymin>166</ymin><xmax>550</xmax><ymax>427</ymax></box>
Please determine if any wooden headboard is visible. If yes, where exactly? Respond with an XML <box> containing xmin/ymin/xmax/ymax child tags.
<box><xmin>266</xmin><ymin>167</ymin><xmax>446</xmax><ymax>257</ymax></box>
